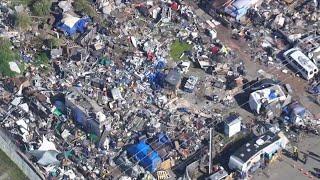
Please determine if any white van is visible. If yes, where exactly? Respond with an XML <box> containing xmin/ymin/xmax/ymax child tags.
<box><xmin>284</xmin><ymin>48</ymin><xmax>318</xmax><ymax>80</ymax></box>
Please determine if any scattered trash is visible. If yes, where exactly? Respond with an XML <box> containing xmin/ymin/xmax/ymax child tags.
<box><xmin>0</xmin><ymin>0</ymin><xmax>319</xmax><ymax>180</ymax></box>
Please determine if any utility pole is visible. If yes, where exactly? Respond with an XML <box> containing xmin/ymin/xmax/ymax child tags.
<box><xmin>209</xmin><ymin>128</ymin><xmax>213</xmax><ymax>174</ymax></box>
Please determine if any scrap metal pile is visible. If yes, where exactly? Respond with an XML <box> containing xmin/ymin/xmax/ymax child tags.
<box><xmin>0</xmin><ymin>0</ymin><xmax>319</xmax><ymax>179</ymax></box>
<box><xmin>0</xmin><ymin>0</ymin><xmax>249</xmax><ymax>179</ymax></box>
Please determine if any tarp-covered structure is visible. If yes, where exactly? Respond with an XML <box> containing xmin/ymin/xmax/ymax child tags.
<box><xmin>283</xmin><ymin>101</ymin><xmax>306</xmax><ymax>124</ymax></box>
<box><xmin>57</xmin><ymin>14</ymin><xmax>90</xmax><ymax>36</ymax></box>
<box><xmin>224</xmin><ymin>0</ymin><xmax>262</xmax><ymax>20</ymax></box>
<box><xmin>127</xmin><ymin>141</ymin><xmax>162</xmax><ymax>173</ymax></box>
<box><xmin>165</xmin><ymin>68</ymin><xmax>181</xmax><ymax>88</ymax></box>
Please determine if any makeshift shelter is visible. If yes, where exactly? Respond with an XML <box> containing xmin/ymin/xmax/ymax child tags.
<box><xmin>127</xmin><ymin>141</ymin><xmax>162</xmax><ymax>172</ymax></box>
<box><xmin>248</xmin><ymin>85</ymin><xmax>287</xmax><ymax>114</ymax></box>
<box><xmin>57</xmin><ymin>14</ymin><xmax>90</xmax><ymax>36</ymax></box>
<box><xmin>224</xmin><ymin>0</ymin><xmax>262</xmax><ymax>20</ymax></box>
<box><xmin>165</xmin><ymin>69</ymin><xmax>182</xmax><ymax>89</ymax></box>
<box><xmin>283</xmin><ymin>102</ymin><xmax>306</xmax><ymax>124</ymax></box>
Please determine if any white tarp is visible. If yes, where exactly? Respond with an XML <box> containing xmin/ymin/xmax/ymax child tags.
<box><xmin>58</xmin><ymin>1</ymin><xmax>72</xmax><ymax>12</ymax></box>
<box><xmin>29</xmin><ymin>136</ymin><xmax>60</xmax><ymax>166</ymax></box>
<box><xmin>19</xmin><ymin>103</ymin><xmax>29</xmax><ymax>113</ymax></box>
<box><xmin>38</xmin><ymin>136</ymin><xmax>58</xmax><ymax>152</ymax></box>
<box><xmin>61</xmin><ymin>14</ymin><xmax>80</xmax><ymax>28</ymax></box>
<box><xmin>37</xmin><ymin>150</ymin><xmax>60</xmax><ymax>166</ymax></box>
<box><xmin>8</xmin><ymin>61</ymin><xmax>21</xmax><ymax>73</ymax></box>
<box><xmin>11</xmin><ymin>97</ymin><xmax>22</xmax><ymax>106</ymax></box>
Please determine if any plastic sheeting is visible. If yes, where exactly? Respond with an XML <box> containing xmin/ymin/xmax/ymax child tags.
<box><xmin>54</xmin><ymin>100</ymin><xmax>66</xmax><ymax>112</ymax></box>
<box><xmin>8</xmin><ymin>61</ymin><xmax>21</xmax><ymax>73</ymax></box>
<box><xmin>147</xmin><ymin>71</ymin><xmax>166</xmax><ymax>90</ymax></box>
<box><xmin>268</xmin><ymin>89</ymin><xmax>278</xmax><ymax>99</ymax></box>
<box><xmin>29</xmin><ymin>136</ymin><xmax>60</xmax><ymax>166</ymax></box>
<box><xmin>154</xmin><ymin>57</ymin><xmax>167</xmax><ymax>69</ymax></box>
<box><xmin>37</xmin><ymin>150</ymin><xmax>60</xmax><ymax>166</ymax></box>
<box><xmin>127</xmin><ymin>141</ymin><xmax>162</xmax><ymax>172</ymax></box>
<box><xmin>39</xmin><ymin>136</ymin><xmax>58</xmax><ymax>151</ymax></box>
<box><xmin>224</xmin><ymin>0</ymin><xmax>262</xmax><ymax>19</ymax></box>
<box><xmin>73</xmin><ymin>108</ymin><xmax>85</xmax><ymax>124</ymax></box>
<box><xmin>156</xmin><ymin>133</ymin><xmax>171</xmax><ymax>146</ymax></box>
<box><xmin>57</xmin><ymin>14</ymin><xmax>90</xmax><ymax>36</ymax></box>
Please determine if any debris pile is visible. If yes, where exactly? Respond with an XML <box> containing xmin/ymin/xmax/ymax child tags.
<box><xmin>0</xmin><ymin>0</ymin><xmax>319</xmax><ymax>179</ymax></box>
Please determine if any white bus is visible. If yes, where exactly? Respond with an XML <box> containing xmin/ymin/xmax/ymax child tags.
<box><xmin>284</xmin><ymin>48</ymin><xmax>319</xmax><ymax>80</ymax></box>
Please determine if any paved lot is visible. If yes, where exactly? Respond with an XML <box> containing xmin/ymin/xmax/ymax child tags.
<box><xmin>254</xmin><ymin>135</ymin><xmax>320</xmax><ymax>180</ymax></box>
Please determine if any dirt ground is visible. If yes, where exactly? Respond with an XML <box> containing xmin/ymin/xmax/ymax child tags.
<box><xmin>214</xmin><ymin>22</ymin><xmax>320</xmax><ymax>117</ymax></box>
<box><xmin>174</xmin><ymin>3</ymin><xmax>320</xmax><ymax>121</ymax></box>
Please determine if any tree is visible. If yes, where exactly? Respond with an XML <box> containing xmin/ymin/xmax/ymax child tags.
<box><xmin>31</xmin><ymin>0</ymin><xmax>52</xmax><ymax>16</ymax></box>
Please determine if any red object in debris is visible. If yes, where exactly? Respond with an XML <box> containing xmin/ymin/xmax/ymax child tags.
<box><xmin>211</xmin><ymin>46</ymin><xmax>220</xmax><ymax>54</ymax></box>
<box><xmin>171</xmin><ymin>2</ymin><xmax>179</xmax><ymax>11</ymax></box>
<box><xmin>147</xmin><ymin>51</ymin><xmax>155</xmax><ymax>61</ymax></box>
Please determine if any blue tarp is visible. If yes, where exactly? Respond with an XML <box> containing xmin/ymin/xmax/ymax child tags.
<box><xmin>127</xmin><ymin>141</ymin><xmax>162</xmax><ymax>172</ymax></box>
<box><xmin>154</xmin><ymin>57</ymin><xmax>167</xmax><ymax>69</ymax></box>
<box><xmin>177</xmin><ymin>107</ymin><xmax>189</xmax><ymax>113</ymax></box>
<box><xmin>156</xmin><ymin>133</ymin><xmax>171</xmax><ymax>146</ymax></box>
<box><xmin>73</xmin><ymin>108</ymin><xmax>84</xmax><ymax>124</ymax></box>
<box><xmin>268</xmin><ymin>90</ymin><xmax>278</xmax><ymax>99</ymax></box>
<box><xmin>57</xmin><ymin>17</ymin><xmax>90</xmax><ymax>36</ymax></box>
<box><xmin>224</xmin><ymin>0</ymin><xmax>255</xmax><ymax>20</ymax></box>
<box><xmin>283</xmin><ymin>102</ymin><xmax>306</xmax><ymax>123</ymax></box>
<box><xmin>54</xmin><ymin>100</ymin><xmax>66</xmax><ymax>112</ymax></box>
<box><xmin>147</xmin><ymin>71</ymin><xmax>166</xmax><ymax>90</ymax></box>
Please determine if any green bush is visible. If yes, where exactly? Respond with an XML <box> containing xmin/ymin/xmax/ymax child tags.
<box><xmin>45</xmin><ymin>38</ymin><xmax>61</xmax><ymax>49</ymax></box>
<box><xmin>34</xmin><ymin>52</ymin><xmax>49</xmax><ymax>66</ymax></box>
<box><xmin>73</xmin><ymin>0</ymin><xmax>96</xmax><ymax>17</ymax></box>
<box><xmin>0</xmin><ymin>38</ymin><xmax>20</xmax><ymax>77</ymax></box>
<box><xmin>170</xmin><ymin>40</ymin><xmax>192</xmax><ymax>61</ymax></box>
<box><xmin>31</xmin><ymin>0</ymin><xmax>52</xmax><ymax>16</ymax></box>
<box><xmin>14</xmin><ymin>11</ymin><xmax>31</xmax><ymax>30</ymax></box>
<box><xmin>11</xmin><ymin>0</ymin><xmax>32</xmax><ymax>6</ymax></box>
